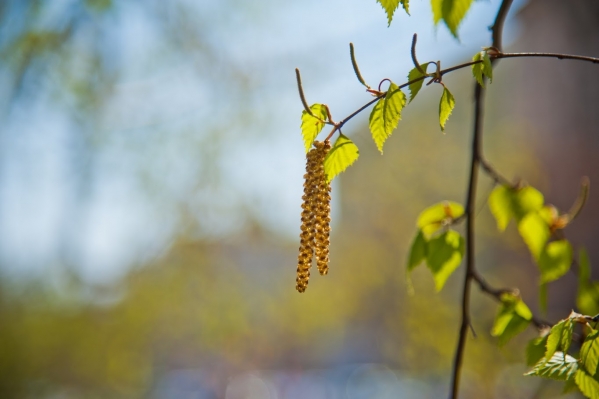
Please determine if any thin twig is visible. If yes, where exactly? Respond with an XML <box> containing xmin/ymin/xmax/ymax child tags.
<box><xmin>350</xmin><ymin>43</ymin><xmax>370</xmax><ymax>88</ymax></box>
<box><xmin>295</xmin><ymin>68</ymin><xmax>317</xmax><ymax>118</ymax></box>
<box><xmin>411</xmin><ymin>34</ymin><xmax>426</xmax><ymax>75</ymax></box>
<box><xmin>449</xmin><ymin>1</ymin><xmax>514</xmax><ymax>398</ymax></box>
<box><xmin>479</xmin><ymin>157</ymin><xmax>514</xmax><ymax>187</ymax></box>
<box><xmin>494</xmin><ymin>52</ymin><xmax>599</xmax><ymax>64</ymax></box>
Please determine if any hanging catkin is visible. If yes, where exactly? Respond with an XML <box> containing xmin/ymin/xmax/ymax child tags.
<box><xmin>296</xmin><ymin>140</ymin><xmax>332</xmax><ymax>293</ymax></box>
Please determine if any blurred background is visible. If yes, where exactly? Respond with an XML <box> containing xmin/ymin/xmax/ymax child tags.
<box><xmin>1</xmin><ymin>0</ymin><xmax>598</xmax><ymax>398</ymax></box>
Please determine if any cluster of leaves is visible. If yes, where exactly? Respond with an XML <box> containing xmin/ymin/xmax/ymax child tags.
<box><xmin>407</xmin><ymin>201</ymin><xmax>465</xmax><ymax>291</ymax></box>
<box><xmin>376</xmin><ymin>0</ymin><xmax>475</xmax><ymax>38</ymax></box>
<box><xmin>526</xmin><ymin>313</ymin><xmax>599</xmax><ymax>398</ymax></box>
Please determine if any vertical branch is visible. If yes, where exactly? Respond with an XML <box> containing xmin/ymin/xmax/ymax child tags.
<box><xmin>449</xmin><ymin>1</ymin><xmax>513</xmax><ymax>398</ymax></box>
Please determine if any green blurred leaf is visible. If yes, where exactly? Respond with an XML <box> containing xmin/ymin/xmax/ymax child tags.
<box><xmin>576</xmin><ymin>369</ymin><xmax>599</xmax><ymax>399</ymax></box>
<box><xmin>491</xmin><ymin>293</ymin><xmax>532</xmax><ymax>346</ymax></box>
<box><xmin>369</xmin><ymin>83</ymin><xmax>406</xmax><ymax>153</ymax></box>
<box><xmin>439</xmin><ymin>86</ymin><xmax>455</xmax><ymax>132</ymax></box>
<box><xmin>324</xmin><ymin>134</ymin><xmax>359</xmax><ymax>183</ymax></box>
<box><xmin>577</xmin><ymin>248</ymin><xmax>599</xmax><ymax>315</ymax></box>
<box><xmin>376</xmin><ymin>0</ymin><xmax>409</xmax><ymax>25</ymax></box>
<box><xmin>425</xmin><ymin>230</ymin><xmax>464</xmax><ymax>291</ymax></box>
<box><xmin>527</xmin><ymin>335</ymin><xmax>549</xmax><ymax>367</ymax></box>
<box><xmin>301</xmin><ymin>104</ymin><xmax>328</xmax><ymax>153</ymax></box>
<box><xmin>488</xmin><ymin>185</ymin><xmax>546</xmax><ymax>231</ymax></box>
<box><xmin>441</xmin><ymin>0</ymin><xmax>474</xmax><ymax>38</ymax></box>
<box><xmin>431</xmin><ymin>0</ymin><xmax>443</xmax><ymax>24</ymax></box>
<box><xmin>472</xmin><ymin>51</ymin><xmax>493</xmax><ymax>87</ymax></box>
<box><xmin>538</xmin><ymin>240</ymin><xmax>573</xmax><ymax>284</ymax></box>
<box><xmin>408</xmin><ymin>62</ymin><xmax>431</xmax><ymax>103</ymax></box>
<box><xmin>417</xmin><ymin>201</ymin><xmax>464</xmax><ymax>237</ymax></box>
<box><xmin>526</xmin><ymin>352</ymin><xmax>578</xmax><ymax>381</ymax></box>
<box><xmin>546</xmin><ymin>319</ymin><xmax>574</xmax><ymax>361</ymax></box>
<box><xmin>581</xmin><ymin>330</ymin><xmax>599</xmax><ymax>376</ymax></box>
<box><xmin>518</xmin><ymin>213</ymin><xmax>550</xmax><ymax>261</ymax></box>
<box><xmin>488</xmin><ymin>185</ymin><xmax>512</xmax><ymax>231</ymax></box>
<box><xmin>407</xmin><ymin>230</ymin><xmax>427</xmax><ymax>272</ymax></box>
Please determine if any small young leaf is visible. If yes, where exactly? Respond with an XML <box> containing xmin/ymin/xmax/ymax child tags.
<box><xmin>580</xmin><ymin>330</ymin><xmax>599</xmax><ymax>376</ymax></box>
<box><xmin>417</xmin><ymin>201</ymin><xmax>464</xmax><ymax>237</ymax></box>
<box><xmin>526</xmin><ymin>335</ymin><xmax>549</xmax><ymax>367</ymax></box>
<box><xmin>488</xmin><ymin>185</ymin><xmax>545</xmax><ymax>231</ymax></box>
<box><xmin>376</xmin><ymin>0</ymin><xmax>404</xmax><ymax>26</ymax></box>
<box><xmin>407</xmin><ymin>230</ymin><xmax>427</xmax><ymax>272</ymax></box>
<box><xmin>472</xmin><ymin>51</ymin><xmax>493</xmax><ymax>87</ymax></box>
<box><xmin>400</xmin><ymin>0</ymin><xmax>410</xmax><ymax>15</ymax></box>
<box><xmin>483</xmin><ymin>52</ymin><xmax>493</xmax><ymax>83</ymax></box>
<box><xmin>323</xmin><ymin>134</ymin><xmax>359</xmax><ymax>183</ymax></box>
<box><xmin>408</xmin><ymin>62</ymin><xmax>431</xmax><ymax>103</ymax></box>
<box><xmin>491</xmin><ymin>294</ymin><xmax>533</xmax><ymax>346</ymax></box>
<box><xmin>301</xmin><ymin>104</ymin><xmax>328</xmax><ymax>153</ymax></box>
<box><xmin>538</xmin><ymin>240</ymin><xmax>573</xmax><ymax>284</ymax></box>
<box><xmin>425</xmin><ymin>230</ymin><xmax>465</xmax><ymax>291</ymax></box>
<box><xmin>439</xmin><ymin>86</ymin><xmax>455</xmax><ymax>132</ymax></box>
<box><xmin>369</xmin><ymin>83</ymin><xmax>406</xmax><ymax>153</ymax></box>
<box><xmin>526</xmin><ymin>351</ymin><xmax>578</xmax><ymax>381</ymax></box>
<box><xmin>488</xmin><ymin>185</ymin><xmax>513</xmax><ymax>231</ymax></box>
<box><xmin>441</xmin><ymin>0</ymin><xmax>474</xmax><ymax>38</ymax></box>
<box><xmin>518</xmin><ymin>213</ymin><xmax>550</xmax><ymax>261</ymax></box>
<box><xmin>577</xmin><ymin>248</ymin><xmax>599</xmax><ymax>315</ymax></box>
<box><xmin>575</xmin><ymin>369</ymin><xmax>599</xmax><ymax>399</ymax></box>
<box><xmin>545</xmin><ymin>319</ymin><xmax>574</xmax><ymax>361</ymax></box>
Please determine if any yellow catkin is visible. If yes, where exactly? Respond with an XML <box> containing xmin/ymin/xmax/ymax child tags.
<box><xmin>296</xmin><ymin>141</ymin><xmax>332</xmax><ymax>292</ymax></box>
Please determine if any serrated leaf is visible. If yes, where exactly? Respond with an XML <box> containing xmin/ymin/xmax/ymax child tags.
<box><xmin>492</xmin><ymin>294</ymin><xmax>533</xmax><ymax>346</ymax></box>
<box><xmin>431</xmin><ymin>0</ymin><xmax>442</xmax><ymax>24</ymax></box>
<box><xmin>439</xmin><ymin>86</ymin><xmax>455</xmax><ymax>132</ymax></box>
<box><xmin>472</xmin><ymin>51</ymin><xmax>493</xmax><ymax>87</ymax></box>
<box><xmin>425</xmin><ymin>230</ymin><xmax>464</xmax><ymax>291</ymax></box>
<box><xmin>441</xmin><ymin>0</ymin><xmax>474</xmax><ymax>38</ymax></box>
<box><xmin>526</xmin><ymin>352</ymin><xmax>578</xmax><ymax>381</ymax></box>
<box><xmin>376</xmin><ymin>0</ymin><xmax>404</xmax><ymax>26</ymax></box>
<box><xmin>518</xmin><ymin>212</ymin><xmax>550</xmax><ymax>261</ymax></box>
<box><xmin>527</xmin><ymin>336</ymin><xmax>549</xmax><ymax>367</ymax></box>
<box><xmin>400</xmin><ymin>0</ymin><xmax>409</xmax><ymax>14</ymax></box>
<box><xmin>301</xmin><ymin>104</ymin><xmax>328</xmax><ymax>153</ymax></box>
<box><xmin>408</xmin><ymin>62</ymin><xmax>431</xmax><ymax>103</ymax></box>
<box><xmin>407</xmin><ymin>230</ymin><xmax>427</xmax><ymax>272</ymax></box>
<box><xmin>546</xmin><ymin>319</ymin><xmax>574</xmax><ymax>361</ymax></box>
<box><xmin>581</xmin><ymin>330</ymin><xmax>599</xmax><ymax>376</ymax></box>
<box><xmin>538</xmin><ymin>240</ymin><xmax>573</xmax><ymax>284</ymax></box>
<box><xmin>417</xmin><ymin>201</ymin><xmax>464</xmax><ymax>238</ymax></box>
<box><xmin>323</xmin><ymin>134</ymin><xmax>359</xmax><ymax>183</ymax></box>
<box><xmin>369</xmin><ymin>83</ymin><xmax>406</xmax><ymax>153</ymax></box>
<box><xmin>575</xmin><ymin>369</ymin><xmax>599</xmax><ymax>399</ymax></box>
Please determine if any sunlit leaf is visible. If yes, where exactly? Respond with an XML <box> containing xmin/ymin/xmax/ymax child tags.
<box><xmin>324</xmin><ymin>134</ymin><xmax>359</xmax><ymax>182</ymax></box>
<box><xmin>425</xmin><ymin>230</ymin><xmax>464</xmax><ymax>291</ymax></box>
<box><xmin>407</xmin><ymin>230</ymin><xmax>427</xmax><ymax>272</ymax></box>
<box><xmin>431</xmin><ymin>0</ymin><xmax>443</xmax><ymax>24</ymax></box>
<box><xmin>401</xmin><ymin>0</ymin><xmax>410</xmax><ymax>15</ymax></box>
<box><xmin>376</xmin><ymin>0</ymin><xmax>408</xmax><ymax>26</ymax></box>
<box><xmin>577</xmin><ymin>249</ymin><xmax>599</xmax><ymax>315</ymax></box>
<box><xmin>526</xmin><ymin>352</ymin><xmax>578</xmax><ymax>381</ymax></box>
<box><xmin>491</xmin><ymin>293</ymin><xmax>532</xmax><ymax>346</ymax></box>
<box><xmin>538</xmin><ymin>240</ymin><xmax>573</xmax><ymax>284</ymax></box>
<box><xmin>417</xmin><ymin>201</ymin><xmax>464</xmax><ymax>237</ymax></box>
<box><xmin>439</xmin><ymin>86</ymin><xmax>455</xmax><ymax>132</ymax></box>
<box><xmin>441</xmin><ymin>0</ymin><xmax>474</xmax><ymax>38</ymax></box>
<box><xmin>546</xmin><ymin>319</ymin><xmax>574</xmax><ymax>362</ymax></box>
<box><xmin>575</xmin><ymin>369</ymin><xmax>599</xmax><ymax>399</ymax></box>
<box><xmin>488</xmin><ymin>185</ymin><xmax>513</xmax><ymax>231</ymax></box>
<box><xmin>369</xmin><ymin>82</ymin><xmax>406</xmax><ymax>153</ymax></box>
<box><xmin>408</xmin><ymin>62</ymin><xmax>431</xmax><ymax>103</ymax></box>
<box><xmin>527</xmin><ymin>335</ymin><xmax>549</xmax><ymax>367</ymax></box>
<box><xmin>301</xmin><ymin>104</ymin><xmax>328</xmax><ymax>153</ymax></box>
<box><xmin>581</xmin><ymin>330</ymin><xmax>599</xmax><ymax>376</ymax></box>
<box><xmin>518</xmin><ymin>212</ymin><xmax>550</xmax><ymax>261</ymax></box>
<box><xmin>472</xmin><ymin>51</ymin><xmax>493</xmax><ymax>87</ymax></box>
<box><xmin>489</xmin><ymin>185</ymin><xmax>545</xmax><ymax>231</ymax></box>
<box><xmin>513</xmin><ymin>186</ymin><xmax>545</xmax><ymax>219</ymax></box>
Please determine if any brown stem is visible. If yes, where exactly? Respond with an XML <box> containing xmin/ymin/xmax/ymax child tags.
<box><xmin>494</xmin><ymin>52</ymin><xmax>599</xmax><ymax>64</ymax></box>
<box><xmin>449</xmin><ymin>1</ymin><xmax>513</xmax><ymax>398</ymax></box>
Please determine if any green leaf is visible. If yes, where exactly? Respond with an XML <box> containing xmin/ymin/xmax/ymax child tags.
<box><xmin>491</xmin><ymin>293</ymin><xmax>533</xmax><ymax>346</ymax></box>
<box><xmin>538</xmin><ymin>240</ymin><xmax>573</xmax><ymax>284</ymax></box>
<box><xmin>488</xmin><ymin>185</ymin><xmax>513</xmax><ymax>231</ymax></box>
<box><xmin>526</xmin><ymin>335</ymin><xmax>549</xmax><ymax>367</ymax></box>
<box><xmin>368</xmin><ymin>83</ymin><xmax>406</xmax><ymax>153</ymax></box>
<box><xmin>472</xmin><ymin>51</ymin><xmax>493</xmax><ymax>87</ymax></box>
<box><xmin>513</xmin><ymin>186</ymin><xmax>545</xmax><ymax>219</ymax></box>
<box><xmin>546</xmin><ymin>319</ymin><xmax>574</xmax><ymax>361</ymax></box>
<box><xmin>575</xmin><ymin>369</ymin><xmax>599</xmax><ymax>399</ymax></box>
<box><xmin>376</xmin><ymin>0</ymin><xmax>407</xmax><ymax>26</ymax></box>
<box><xmin>518</xmin><ymin>212</ymin><xmax>550</xmax><ymax>261</ymax></box>
<box><xmin>526</xmin><ymin>351</ymin><xmax>578</xmax><ymax>381</ymax></box>
<box><xmin>488</xmin><ymin>185</ymin><xmax>546</xmax><ymax>231</ymax></box>
<box><xmin>439</xmin><ymin>86</ymin><xmax>455</xmax><ymax>132</ymax></box>
<box><xmin>441</xmin><ymin>0</ymin><xmax>474</xmax><ymax>38</ymax></box>
<box><xmin>407</xmin><ymin>62</ymin><xmax>431</xmax><ymax>103</ymax></box>
<box><xmin>425</xmin><ymin>230</ymin><xmax>465</xmax><ymax>291</ymax></box>
<box><xmin>580</xmin><ymin>247</ymin><xmax>592</xmax><ymax>283</ymax></box>
<box><xmin>431</xmin><ymin>0</ymin><xmax>442</xmax><ymax>25</ymax></box>
<box><xmin>407</xmin><ymin>230</ymin><xmax>427</xmax><ymax>272</ymax></box>
<box><xmin>416</xmin><ymin>201</ymin><xmax>464</xmax><ymax>238</ymax></box>
<box><xmin>577</xmin><ymin>248</ymin><xmax>599</xmax><ymax>315</ymax></box>
<box><xmin>581</xmin><ymin>330</ymin><xmax>599</xmax><ymax>376</ymax></box>
<box><xmin>324</xmin><ymin>134</ymin><xmax>359</xmax><ymax>183</ymax></box>
<box><xmin>301</xmin><ymin>104</ymin><xmax>328</xmax><ymax>153</ymax></box>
